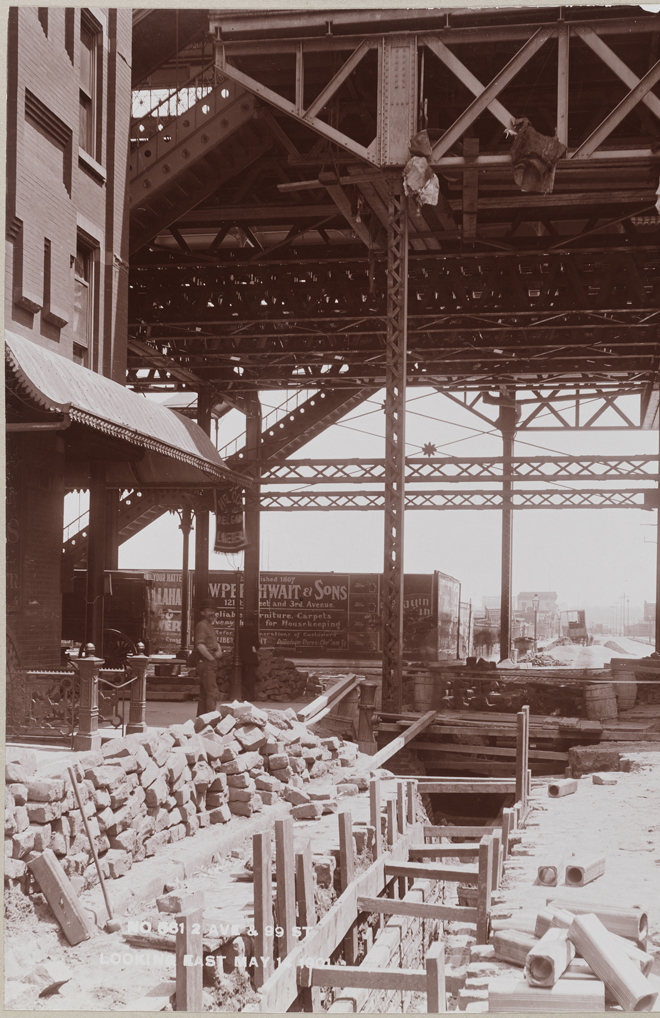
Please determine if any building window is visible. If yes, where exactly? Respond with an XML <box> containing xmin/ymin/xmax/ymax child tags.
<box><xmin>73</xmin><ymin>234</ymin><xmax>96</xmax><ymax>365</ymax></box>
<box><xmin>79</xmin><ymin>11</ymin><xmax>101</xmax><ymax>160</ymax></box>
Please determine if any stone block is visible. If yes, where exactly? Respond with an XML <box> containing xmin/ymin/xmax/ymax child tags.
<box><xmin>174</xmin><ymin>786</ymin><xmax>191</xmax><ymax>806</ymax></box>
<box><xmin>336</xmin><ymin>783</ymin><xmax>359</xmax><ymax>797</ymax></box>
<box><xmin>313</xmin><ymin>856</ymin><xmax>336</xmax><ymax>887</ymax></box>
<box><xmin>255</xmin><ymin>774</ymin><xmax>282</xmax><ymax>793</ymax></box>
<box><xmin>192</xmin><ymin>760</ymin><xmax>214</xmax><ymax>787</ymax></box>
<box><xmin>228</xmin><ymin>800</ymin><xmax>254</xmax><ymax>817</ymax></box>
<box><xmin>300</xmin><ymin>731</ymin><xmax>321</xmax><ymax>748</ymax></box>
<box><xmin>227</xmin><ymin>772</ymin><xmax>255</xmax><ymax>789</ymax></box>
<box><xmin>157</xmin><ymin>889</ymin><xmax>205</xmax><ymax>913</ymax></box>
<box><xmin>14</xmin><ymin>806</ymin><xmax>29</xmax><ymax>833</ymax></box>
<box><xmin>268</xmin><ymin>753</ymin><xmax>289</xmax><ymax>770</ymax></box>
<box><xmin>26</xmin><ymin>778</ymin><xmax>65</xmax><ymax>802</ymax></box>
<box><xmin>4</xmin><ymin>858</ymin><xmax>28</xmax><ymax>880</ymax></box>
<box><xmin>5</xmin><ymin>763</ymin><xmax>29</xmax><ymax>785</ymax></box>
<box><xmin>309</xmin><ymin>761</ymin><xmax>329</xmax><ymax>779</ymax></box>
<box><xmin>109</xmin><ymin>782</ymin><xmax>133</xmax><ymax>809</ymax></box>
<box><xmin>92</xmin><ymin>787</ymin><xmax>111</xmax><ymax>810</ymax></box>
<box><xmin>49</xmin><ymin>832</ymin><xmax>67</xmax><ymax>857</ymax></box>
<box><xmin>195</xmin><ymin>711</ymin><xmax>223</xmax><ymax>730</ymax></box>
<box><xmin>145</xmin><ymin>776</ymin><xmax>169</xmax><ymax>808</ymax></box>
<box><xmin>117</xmin><ymin>755</ymin><xmax>139</xmax><ymax>775</ymax></box>
<box><xmin>210</xmin><ymin>804</ymin><xmax>232</xmax><ymax>824</ymax></box>
<box><xmin>184</xmin><ymin>735</ymin><xmax>207</xmax><ymax>766</ymax></box>
<box><xmin>289</xmin><ymin>757</ymin><xmax>306</xmax><ymax>774</ymax></box>
<box><xmin>270</xmin><ymin>765</ymin><xmax>293</xmax><ymax>783</ymax></box>
<box><xmin>283</xmin><ymin>787</ymin><xmax>311</xmax><ymax>806</ymax></box>
<box><xmin>198</xmin><ymin>811</ymin><xmax>211</xmax><ymax>828</ymax></box>
<box><xmin>177</xmin><ymin>801</ymin><xmax>196</xmax><ymax>824</ymax></box>
<box><xmin>209</xmin><ymin>773</ymin><xmax>228</xmax><ymax>793</ymax></box>
<box><xmin>110</xmin><ymin>828</ymin><xmax>138</xmax><ymax>853</ymax></box>
<box><xmin>79</xmin><ymin>750</ymin><xmax>105</xmax><ymax>769</ymax></box>
<box><xmin>26</xmin><ymin>801</ymin><xmax>61</xmax><ymax>824</ymax></box>
<box><xmin>105</xmin><ymin>849</ymin><xmax>132</xmax><ymax>879</ymax></box>
<box><xmin>260</xmin><ymin>791</ymin><xmax>279</xmax><ymax>806</ymax></box>
<box><xmin>152</xmin><ymin>737</ymin><xmax>174</xmax><ymax>768</ymax></box>
<box><xmin>8</xmin><ymin>783</ymin><xmax>27</xmax><ymax>806</ymax></box>
<box><xmin>132</xmin><ymin>745</ymin><xmax>151</xmax><ymax>774</ymax></box>
<box><xmin>252</xmin><ymin>794</ymin><xmax>263</xmax><ymax>812</ymax></box>
<box><xmin>567</xmin><ymin>743</ymin><xmax>620</xmax><ymax>776</ymax></box>
<box><xmin>139</xmin><ymin>759</ymin><xmax>160</xmax><ymax>789</ymax></box>
<box><xmin>230</xmin><ymin>703</ymin><xmax>268</xmax><ymax>727</ymax></box>
<box><xmin>260</xmin><ymin>739</ymin><xmax>283</xmax><ymax>756</ymax></box>
<box><xmin>234</xmin><ymin>725</ymin><xmax>268</xmax><ymax>752</ymax></box>
<box><xmin>220</xmin><ymin>756</ymin><xmax>248</xmax><ymax>775</ymax></box>
<box><xmin>85</xmin><ymin>767</ymin><xmax>125</xmax><ymax>792</ymax></box>
<box><xmin>216</xmin><ymin>714</ymin><xmax>237</xmax><ymax>736</ymax></box>
<box><xmin>228</xmin><ymin>786</ymin><xmax>256</xmax><ymax>802</ymax></box>
<box><xmin>185</xmin><ymin>816</ymin><xmax>200</xmax><ymax>837</ymax></box>
<box><xmin>145</xmin><ymin>831</ymin><xmax>171</xmax><ymax>857</ymax></box>
<box><xmin>12</xmin><ymin>828</ymin><xmax>35</xmax><ymax>858</ymax></box>
<box><xmin>7</xmin><ymin>748</ymin><xmax>38</xmax><ymax>776</ymax></box>
<box><xmin>291</xmin><ymin>802</ymin><xmax>323</xmax><ymax>820</ymax></box>
<box><xmin>165</xmin><ymin>749</ymin><xmax>187</xmax><ymax>784</ymax></box>
<box><xmin>97</xmin><ymin>806</ymin><xmax>116</xmax><ymax>832</ymax></box>
<box><xmin>217</xmin><ymin>741</ymin><xmax>242</xmax><ymax>764</ymax></box>
<box><xmin>320</xmin><ymin>737</ymin><xmax>342</xmax><ymax>751</ymax></box>
<box><xmin>592</xmin><ymin>773</ymin><xmax>618</xmax><ymax>785</ymax></box>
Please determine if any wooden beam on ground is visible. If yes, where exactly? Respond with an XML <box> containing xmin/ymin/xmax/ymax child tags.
<box><xmin>384</xmin><ymin>861</ymin><xmax>479</xmax><ymax>883</ymax></box>
<box><xmin>412</xmin><ymin>740</ymin><xmax>567</xmax><ymax>762</ymax></box>
<box><xmin>415</xmin><ymin>780</ymin><xmax>516</xmax><ymax>794</ymax></box>
<box><xmin>363</xmin><ymin>711</ymin><xmax>437</xmax><ymax>772</ymax></box>
<box><xmin>298</xmin><ymin>673</ymin><xmax>360</xmax><ymax>723</ymax></box>
<box><xmin>27</xmin><ymin>850</ymin><xmax>94</xmax><ymax>946</ymax></box>
<box><xmin>275</xmin><ymin>818</ymin><xmax>297</xmax><ymax>959</ymax></box>
<box><xmin>298</xmin><ymin>964</ymin><xmax>426</xmax><ymax>991</ymax></box>
<box><xmin>424</xmin><ymin>824</ymin><xmax>501</xmax><ymax>839</ymax></box>
<box><xmin>175</xmin><ymin>909</ymin><xmax>203</xmax><ymax>1012</ymax></box>
<box><xmin>338</xmin><ymin>810</ymin><xmax>359</xmax><ymax>964</ymax></box>
<box><xmin>409</xmin><ymin>844</ymin><xmax>480</xmax><ymax>859</ymax></box>
<box><xmin>295</xmin><ymin>840</ymin><xmax>320</xmax><ymax>1010</ymax></box>
<box><xmin>357</xmin><ymin>896</ymin><xmax>478</xmax><ymax>923</ymax></box>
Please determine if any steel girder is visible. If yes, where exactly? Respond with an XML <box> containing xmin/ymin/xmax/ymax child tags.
<box><xmin>257</xmin><ymin>488</ymin><xmax>652</xmax><ymax>510</ymax></box>
<box><xmin>258</xmin><ymin>455</ymin><xmax>660</xmax><ymax>484</ymax></box>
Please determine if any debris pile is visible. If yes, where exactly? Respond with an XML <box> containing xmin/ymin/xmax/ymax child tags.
<box><xmin>4</xmin><ymin>704</ymin><xmax>359</xmax><ymax>893</ymax></box>
<box><xmin>210</xmin><ymin>650</ymin><xmax>310</xmax><ymax>702</ymax></box>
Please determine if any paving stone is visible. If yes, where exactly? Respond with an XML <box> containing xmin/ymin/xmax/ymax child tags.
<box><xmin>105</xmin><ymin>849</ymin><xmax>132</xmax><ymax>878</ymax></box>
<box><xmin>157</xmin><ymin>889</ymin><xmax>205</xmax><ymax>913</ymax></box>
<box><xmin>291</xmin><ymin>802</ymin><xmax>323</xmax><ymax>820</ymax></box>
<box><xmin>143</xmin><ymin>776</ymin><xmax>168</xmax><ymax>808</ymax></box>
<box><xmin>234</xmin><ymin>725</ymin><xmax>268</xmax><ymax>751</ymax></box>
<box><xmin>85</xmin><ymin>767</ymin><xmax>125</xmax><ymax>792</ymax></box>
<box><xmin>97</xmin><ymin>806</ymin><xmax>116</xmax><ymax>832</ymax></box>
<box><xmin>260</xmin><ymin>738</ymin><xmax>284</xmax><ymax>756</ymax></box>
<box><xmin>110</xmin><ymin>828</ymin><xmax>138</xmax><ymax>853</ymax></box>
<box><xmin>592</xmin><ymin>773</ymin><xmax>618</xmax><ymax>785</ymax></box>
<box><xmin>92</xmin><ymin>787</ymin><xmax>111</xmax><ymax>810</ymax></box>
<box><xmin>184</xmin><ymin>735</ymin><xmax>207</xmax><ymax>766</ymax></box>
<box><xmin>230</xmin><ymin>703</ymin><xmax>268</xmax><ymax>727</ymax></box>
<box><xmin>206</xmin><ymin>791</ymin><xmax>229</xmax><ymax>809</ymax></box>
<box><xmin>309</xmin><ymin>761</ymin><xmax>329</xmax><ymax>779</ymax></box>
<box><xmin>198</xmin><ymin>811</ymin><xmax>211</xmax><ymax>828</ymax></box>
<box><xmin>14</xmin><ymin>806</ymin><xmax>29</xmax><ymax>833</ymax></box>
<box><xmin>195</xmin><ymin>711</ymin><xmax>224</xmax><ymax>730</ymax></box>
<box><xmin>227</xmin><ymin>772</ymin><xmax>255</xmax><ymax>789</ymax></box>
<box><xmin>271</xmin><ymin>765</ymin><xmax>293</xmax><ymax>782</ymax></box>
<box><xmin>287</xmin><ymin>743</ymin><xmax>302</xmax><ymax>758</ymax></box>
<box><xmin>6</xmin><ymin>748</ymin><xmax>38</xmax><ymax>776</ymax></box>
<box><xmin>117</xmin><ymin>754</ymin><xmax>139</xmax><ymax>775</ymax></box>
<box><xmin>216</xmin><ymin>714</ymin><xmax>237</xmax><ymax>736</ymax></box>
<box><xmin>12</xmin><ymin>828</ymin><xmax>36</xmax><ymax>858</ymax></box>
<box><xmin>177</xmin><ymin>801</ymin><xmax>196</xmax><ymax>824</ymax></box>
<box><xmin>255</xmin><ymin>774</ymin><xmax>281</xmax><ymax>793</ymax></box>
<box><xmin>268</xmin><ymin>753</ymin><xmax>289</xmax><ymax>770</ymax></box>
<box><xmin>228</xmin><ymin>787</ymin><xmax>256</xmax><ymax>802</ymax></box>
<box><xmin>320</xmin><ymin>737</ymin><xmax>342</xmax><ymax>751</ymax></box>
<box><xmin>101</xmin><ymin>740</ymin><xmax>132</xmax><ymax>759</ymax></box>
<box><xmin>209</xmin><ymin>773</ymin><xmax>228</xmax><ymax>793</ymax></box>
<box><xmin>217</xmin><ymin>741</ymin><xmax>242</xmax><ymax>763</ymax></box>
<box><xmin>336</xmin><ymin>783</ymin><xmax>359</xmax><ymax>796</ymax></box>
<box><xmin>152</xmin><ymin>737</ymin><xmax>175</xmax><ymax>768</ymax></box>
<box><xmin>133</xmin><ymin>745</ymin><xmax>151</xmax><ymax>774</ymax></box>
<box><xmin>210</xmin><ymin>804</ymin><xmax>232</xmax><ymax>824</ymax></box>
<box><xmin>7</xmin><ymin>783</ymin><xmax>27</xmax><ymax>806</ymax></box>
<box><xmin>228</xmin><ymin>800</ymin><xmax>255</xmax><ymax>817</ymax></box>
<box><xmin>139</xmin><ymin>759</ymin><xmax>160</xmax><ymax>789</ymax></box>
<box><xmin>26</xmin><ymin>801</ymin><xmax>61</xmax><ymax>824</ymax></box>
<box><xmin>192</xmin><ymin>760</ymin><xmax>214</xmax><ymax>787</ymax></box>
<box><xmin>283</xmin><ymin>787</ymin><xmax>311</xmax><ymax>806</ymax></box>
<box><xmin>260</xmin><ymin>791</ymin><xmax>279</xmax><ymax>806</ymax></box>
<box><xmin>145</xmin><ymin>831</ymin><xmax>171</xmax><ymax>856</ymax></box>
<box><xmin>26</xmin><ymin>778</ymin><xmax>65</xmax><ymax>802</ymax></box>
<box><xmin>567</xmin><ymin>743</ymin><xmax>620</xmax><ymax>776</ymax></box>
<box><xmin>165</xmin><ymin>749</ymin><xmax>187</xmax><ymax>784</ymax></box>
<box><xmin>289</xmin><ymin>757</ymin><xmax>306</xmax><ymax>774</ymax></box>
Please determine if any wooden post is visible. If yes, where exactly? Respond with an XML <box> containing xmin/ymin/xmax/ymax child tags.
<box><xmin>275</xmin><ymin>818</ymin><xmax>297</xmax><ymax>959</ymax></box>
<box><xmin>126</xmin><ymin>646</ymin><xmax>149</xmax><ymax>735</ymax></box>
<box><xmin>396</xmin><ymin>781</ymin><xmax>406</xmax><ymax>835</ymax></box>
<box><xmin>338</xmin><ymin>811</ymin><xmax>358</xmax><ymax>964</ymax></box>
<box><xmin>369</xmin><ymin>777</ymin><xmax>382</xmax><ymax>860</ymax></box>
<box><xmin>426</xmin><ymin>939</ymin><xmax>446</xmax><ymax>1013</ymax></box>
<box><xmin>386</xmin><ymin>798</ymin><xmax>396</xmax><ymax>850</ymax></box>
<box><xmin>253</xmin><ymin>830</ymin><xmax>274</xmax><ymax>988</ymax></box>
<box><xmin>476</xmin><ymin>834</ymin><xmax>493</xmax><ymax>944</ymax></box>
<box><xmin>501</xmin><ymin>807</ymin><xmax>513</xmax><ymax>861</ymax></box>
<box><xmin>175</xmin><ymin>908</ymin><xmax>203</xmax><ymax>1012</ymax></box>
<box><xmin>295</xmin><ymin>840</ymin><xmax>319</xmax><ymax>1009</ymax></box>
<box><xmin>357</xmin><ymin>680</ymin><xmax>379</xmax><ymax>754</ymax></box>
<box><xmin>515</xmin><ymin>709</ymin><xmax>526</xmax><ymax>803</ymax></box>
<box><xmin>523</xmin><ymin>705</ymin><xmax>530</xmax><ymax>807</ymax></box>
<box><xmin>72</xmin><ymin>646</ymin><xmax>103</xmax><ymax>751</ymax></box>
<box><xmin>407</xmin><ymin>780</ymin><xmax>415</xmax><ymax>826</ymax></box>
<box><xmin>491</xmin><ymin>830</ymin><xmax>502</xmax><ymax>891</ymax></box>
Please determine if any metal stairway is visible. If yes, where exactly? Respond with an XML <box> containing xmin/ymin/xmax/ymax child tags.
<box><xmin>130</xmin><ymin>79</ymin><xmax>272</xmax><ymax>254</ymax></box>
<box><xmin>63</xmin><ymin>491</ymin><xmax>167</xmax><ymax>572</ymax></box>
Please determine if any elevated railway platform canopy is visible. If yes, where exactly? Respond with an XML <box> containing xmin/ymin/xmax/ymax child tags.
<box><xmin>122</xmin><ymin>6</ymin><xmax>660</xmax><ymax>707</ymax></box>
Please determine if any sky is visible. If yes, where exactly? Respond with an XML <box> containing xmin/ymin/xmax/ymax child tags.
<box><xmin>92</xmin><ymin>387</ymin><xmax>660</xmax><ymax>613</ymax></box>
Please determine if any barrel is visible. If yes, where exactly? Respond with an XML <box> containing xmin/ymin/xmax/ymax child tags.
<box><xmin>609</xmin><ymin>658</ymin><xmax>637</xmax><ymax>712</ymax></box>
<box><xmin>413</xmin><ymin>673</ymin><xmax>435</xmax><ymax>712</ymax></box>
<box><xmin>584</xmin><ymin>682</ymin><xmax>618</xmax><ymax>721</ymax></box>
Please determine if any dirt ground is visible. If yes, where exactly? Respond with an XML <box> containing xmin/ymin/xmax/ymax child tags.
<box><xmin>5</xmin><ymin>753</ymin><xmax>660</xmax><ymax>1011</ymax></box>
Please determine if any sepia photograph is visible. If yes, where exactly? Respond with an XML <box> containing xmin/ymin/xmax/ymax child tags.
<box><xmin>4</xmin><ymin>1</ymin><xmax>660</xmax><ymax>1012</ymax></box>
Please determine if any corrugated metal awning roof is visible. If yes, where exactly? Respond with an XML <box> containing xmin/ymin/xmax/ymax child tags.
<box><xmin>5</xmin><ymin>332</ymin><xmax>247</xmax><ymax>486</ymax></box>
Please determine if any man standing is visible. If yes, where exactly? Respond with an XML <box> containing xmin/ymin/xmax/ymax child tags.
<box><xmin>194</xmin><ymin>599</ymin><xmax>221</xmax><ymax>716</ymax></box>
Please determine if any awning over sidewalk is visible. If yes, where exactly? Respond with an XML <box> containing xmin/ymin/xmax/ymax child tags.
<box><xmin>5</xmin><ymin>331</ymin><xmax>246</xmax><ymax>486</ymax></box>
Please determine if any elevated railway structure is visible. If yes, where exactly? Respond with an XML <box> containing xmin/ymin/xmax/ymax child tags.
<box><xmin>68</xmin><ymin>7</ymin><xmax>660</xmax><ymax>708</ymax></box>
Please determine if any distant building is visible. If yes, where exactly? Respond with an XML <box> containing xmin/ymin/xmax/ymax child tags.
<box><xmin>517</xmin><ymin>592</ymin><xmax>558</xmax><ymax>614</ymax></box>
<box><xmin>482</xmin><ymin>595</ymin><xmax>500</xmax><ymax>610</ymax></box>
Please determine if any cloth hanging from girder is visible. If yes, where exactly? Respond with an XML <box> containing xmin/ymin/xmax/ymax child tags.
<box><xmin>509</xmin><ymin>117</ymin><xmax>566</xmax><ymax>195</ymax></box>
<box><xmin>403</xmin><ymin>130</ymin><xmax>439</xmax><ymax>208</ymax></box>
<box><xmin>214</xmin><ymin>486</ymin><xmax>248</xmax><ymax>552</ymax></box>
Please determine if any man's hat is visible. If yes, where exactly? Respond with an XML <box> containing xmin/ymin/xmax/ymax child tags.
<box><xmin>199</xmin><ymin>599</ymin><xmax>216</xmax><ymax>610</ymax></box>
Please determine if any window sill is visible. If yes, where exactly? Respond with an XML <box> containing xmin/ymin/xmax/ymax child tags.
<box><xmin>78</xmin><ymin>147</ymin><xmax>106</xmax><ymax>183</ymax></box>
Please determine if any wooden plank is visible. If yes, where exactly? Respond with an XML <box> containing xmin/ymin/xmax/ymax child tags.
<box><xmin>491</xmin><ymin>830</ymin><xmax>503</xmax><ymax>891</ymax></box>
<box><xmin>415</xmin><ymin>781</ymin><xmax>515</xmax><ymax>794</ymax></box>
<box><xmin>477</xmin><ymin>836</ymin><xmax>493</xmax><ymax>944</ymax></box>
<box><xmin>297</xmin><ymin>673</ymin><xmax>359</xmax><ymax>722</ymax></box>
<box><xmin>396</xmin><ymin>781</ymin><xmax>406</xmax><ymax>835</ymax></box>
<box><xmin>357</xmin><ymin>896</ymin><xmax>478</xmax><ymax>923</ymax></box>
<box><xmin>27</xmin><ymin>849</ymin><xmax>93</xmax><ymax>946</ymax></box>
<box><xmin>516</xmin><ymin>709</ymin><xmax>526</xmax><ymax>802</ymax></box>
<box><xmin>426</xmin><ymin>939</ymin><xmax>446</xmax><ymax>1013</ymax></box>
<box><xmin>407</xmin><ymin>781</ymin><xmax>415</xmax><ymax>826</ymax></box>
<box><xmin>386</xmin><ymin>798</ymin><xmax>396</xmax><ymax>849</ymax></box>
<box><xmin>364</xmin><ymin>710</ymin><xmax>437</xmax><ymax>771</ymax></box>
<box><xmin>275</xmin><ymin>818</ymin><xmax>297</xmax><ymax>958</ymax></box>
<box><xmin>298</xmin><ymin>964</ymin><xmax>426</xmax><ymax>991</ymax></box>
<box><xmin>254</xmin><ymin>830</ymin><xmax>274</xmax><ymax>988</ymax></box>
<box><xmin>557</xmin><ymin>22</ymin><xmax>569</xmax><ymax>146</ymax></box>
<box><xmin>370</xmin><ymin>776</ymin><xmax>382</xmax><ymax>861</ymax></box>
<box><xmin>247</xmin><ymin>826</ymin><xmax>422</xmax><ymax>1012</ymax></box>
<box><xmin>413</xmin><ymin>739</ymin><xmax>567</xmax><ymax>762</ymax></box>
<box><xmin>424</xmin><ymin>824</ymin><xmax>501</xmax><ymax>839</ymax></box>
<box><xmin>175</xmin><ymin>909</ymin><xmax>203</xmax><ymax>1012</ymax></box>
<box><xmin>502</xmin><ymin>808</ymin><xmax>514</xmax><ymax>862</ymax></box>
<box><xmin>384</xmin><ymin>861</ymin><xmax>479</xmax><ymax>883</ymax></box>
<box><xmin>409</xmin><ymin>844</ymin><xmax>480</xmax><ymax>859</ymax></box>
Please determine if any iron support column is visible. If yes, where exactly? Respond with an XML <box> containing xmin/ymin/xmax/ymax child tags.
<box><xmin>500</xmin><ymin>406</ymin><xmax>516</xmax><ymax>662</ymax></box>
<box><xmin>656</xmin><ymin>427</ymin><xmax>660</xmax><ymax>649</ymax></box>
<box><xmin>85</xmin><ymin>461</ymin><xmax>106</xmax><ymax>654</ymax></box>
<box><xmin>243</xmin><ymin>398</ymin><xmax>262</xmax><ymax>699</ymax></box>
<box><xmin>179</xmin><ymin>507</ymin><xmax>192</xmax><ymax>652</ymax></box>
<box><xmin>194</xmin><ymin>389</ymin><xmax>213</xmax><ymax>613</ymax></box>
<box><xmin>382</xmin><ymin>192</ymin><xmax>408</xmax><ymax>712</ymax></box>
